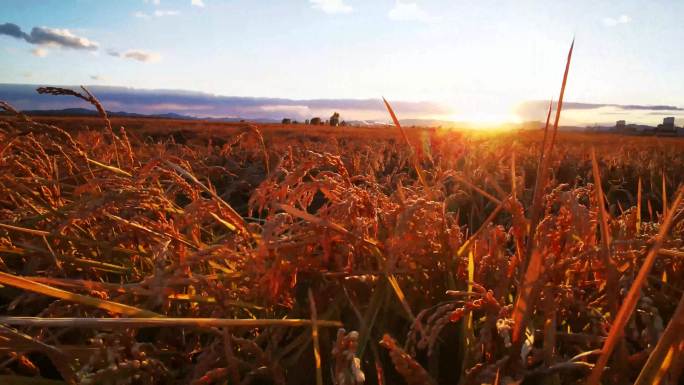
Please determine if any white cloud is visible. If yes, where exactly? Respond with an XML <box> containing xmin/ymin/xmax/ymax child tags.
<box><xmin>603</xmin><ymin>14</ymin><xmax>631</xmax><ymax>27</ymax></box>
<box><xmin>31</xmin><ymin>47</ymin><xmax>48</xmax><ymax>57</ymax></box>
<box><xmin>90</xmin><ymin>75</ymin><xmax>107</xmax><ymax>81</ymax></box>
<box><xmin>134</xmin><ymin>9</ymin><xmax>179</xmax><ymax>18</ymax></box>
<box><xmin>154</xmin><ymin>10</ymin><xmax>180</xmax><ymax>16</ymax></box>
<box><xmin>191</xmin><ymin>0</ymin><xmax>205</xmax><ymax>7</ymax></box>
<box><xmin>309</xmin><ymin>0</ymin><xmax>352</xmax><ymax>14</ymax></box>
<box><xmin>388</xmin><ymin>1</ymin><xmax>434</xmax><ymax>22</ymax></box>
<box><xmin>108</xmin><ymin>49</ymin><xmax>161</xmax><ymax>63</ymax></box>
<box><xmin>144</xmin><ymin>0</ymin><xmax>161</xmax><ymax>5</ymax></box>
<box><xmin>0</xmin><ymin>24</ymin><xmax>99</xmax><ymax>50</ymax></box>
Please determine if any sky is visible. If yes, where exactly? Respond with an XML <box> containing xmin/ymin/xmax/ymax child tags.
<box><xmin>1</xmin><ymin>0</ymin><xmax>683</xmax><ymax>125</ymax></box>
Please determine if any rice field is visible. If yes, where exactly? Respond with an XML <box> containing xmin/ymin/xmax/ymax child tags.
<box><xmin>1</xmin><ymin>50</ymin><xmax>684</xmax><ymax>385</ymax></box>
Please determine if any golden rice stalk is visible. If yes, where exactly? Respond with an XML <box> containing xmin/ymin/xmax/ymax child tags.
<box><xmin>0</xmin><ymin>272</ymin><xmax>160</xmax><ymax>318</ymax></box>
<box><xmin>585</xmin><ymin>187</ymin><xmax>684</xmax><ymax>385</ymax></box>
<box><xmin>633</xmin><ymin>291</ymin><xmax>684</xmax><ymax>385</ymax></box>
<box><xmin>382</xmin><ymin>97</ymin><xmax>432</xmax><ymax>198</ymax></box>
<box><xmin>0</xmin><ymin>317</ymin><xmax>343</xmax><ymax>328</ymax></box>
<box><xmin>591</xmin><ymin>148</ymin><xmax>618</xmax><ymax>319</ymax></box>
<box><xmin>309</xmin><ymin>289</ymin><xmax>323</xmax><ymax>385</ymax></box>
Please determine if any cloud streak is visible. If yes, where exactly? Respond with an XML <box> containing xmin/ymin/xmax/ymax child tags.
<box><xmin>603</xmin><ymin>14</ymin><xmax>631</xmax><ymax>27</ymax></box>
<box><xmin>310</xmin><ymin>0</ymin><xmax>353</xmax><ymax>14</ymax></box>
<box><xmin>0</xmin><ymin>23</ymin><xmax>98</xmax><ymax>50</ymax></box>
<box><xmin>108</xmin><ymin>49</ymin><xmax>161</xmax><ymax>62</ymax></box>
<box><xmin>31</xmin><ymin>47</ymin><xmax>48</xmax><ymax>57</ymax></box>
<box><xmin>134</xmin><ymin>10</ymin><xmax>180</xmax><ymax>18</ymax></box>
<box><xmin>519</xmin><ymin>100</ymin><xmax>683</xmax><ymax>112</ymax></box>
<box><xmin>0</xmin><ymin>84</ymin><xmax>450</xmax><ymax>121</ymax></box>
<box><xmin>388</xmin><ymin>1</ymin><xmax>435</xmax><ymax>22</ymax></box>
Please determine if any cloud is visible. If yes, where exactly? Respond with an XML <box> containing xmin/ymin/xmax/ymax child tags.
<box><xmin>109</xmin><ymin>49</ymin><xmax>161</xmax><ymax>63</ymax></box>
<box><xmin>134</xmin><ymin>9</ymin><xmax>180</xmax><ymax>18</ymax></box>
<box><xmin>309</xmin><ymin>0</ymin><xmax>353</xmax><ymax>14</ymax></box>
<box><xmin>154</xmin><ymin>10</ymin><xmax>179</xmax><ymax>16</ymax></box>
<box><xmin>0</xmin><ymin>23</ymin><xmax>30</xmax><ymax>40</ymax></box>
<box><xmin>516</xmin><ymin>100</ymin><xmax>683</xmax><ymax>124</ymax></box>
<box><xmin>388</xmin><ymin>1</ymin><xmax>434</xmax><ymax>22</ymax></box>
<box><xmin>519</xmin><ymin>101</ymin><xmax>683</xmax><ymax>113</ymax></box>
<box><xmin>603</xmin><ymin>14</ymin><xmax>631</xmax><ymax>27</ymax></box>
<box><xmin>191</xmin><ymin>0</ymin><xmax>205</xmax><ymax>7</ymax></box>
<box><xmin>144</xmin><ymin>0</ymin><xmax>161</xmax><ymax>4</ymax></box>
<box><xmin>0</xmin><ymin>23</ymin><xmax>98</xmax><ymax>50</ymax></box>
<box><xmin>31</xmin><ymin>47</ymin><xmax>48</xmax><ymax>57</ymax></box>
<box><xmin>0</xmin><ymin>84</ymin><xmax>450</xmax><ymax>121</ymax></box>
<box><xmin>90</xmin><ymin>75</ymin><xmax>107</xmax><ymax>81</ymax></box>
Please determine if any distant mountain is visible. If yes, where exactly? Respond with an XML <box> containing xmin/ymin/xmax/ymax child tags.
<box><xmin>0</xmin><ymin>83</ymin><xmax>450</xmax><ymax>123</ymax></box>
<box><xmin>17</xmin><ymin>107</ymin><xmax>197</xmax><ymax>120</ymax></box>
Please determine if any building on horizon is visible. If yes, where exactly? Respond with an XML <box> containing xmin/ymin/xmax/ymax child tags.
<box><xmin>656</xmin><ymin>116</ymin><xmax>677</xmax><ymax>135</ymax></box>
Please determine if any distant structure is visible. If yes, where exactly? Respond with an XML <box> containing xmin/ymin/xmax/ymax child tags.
<box><xmin>656</xmin><ymin>116</ymin><xmax>677</xmax><ymax>135</ymax></box>
<box><xmin>305</xmin><ymin>119</ymin><xmax>310</xmax><ymax>125</ymax></box>
<box><xmin>330</xmin><ymin>112</ymin><xmax>340</xmax><ymax>127</ymax></box>
<box><xmin>281</xmin><ymin>118</ymin><xmax>292</xmax><ymax>124</ymax></box>
<box><xmin>615</xmin><ymin>119</ymin><xmax>638</xmax><ymax>133</ymax></box>
<box><xmin>310</xmin><ymin>117</ymin><xmax>322</xmax><ymax>125</ymax></box>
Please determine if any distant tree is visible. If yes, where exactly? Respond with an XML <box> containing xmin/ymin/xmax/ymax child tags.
<box><xmin>305</xmin><ymin>119</ymin><xmax>310</xmax><ymax>125</ymax></box>
<box><xmin>292</xmin><ymin>120</ymin><xmax>299</xmax><ymax>124</ymax></box>
<box><xmin>282</xmin><ymin>118</ymin><xmax>292</xmax><ymax>124</ymax></box>
<box><xmin>310</xmin><ymin>117</ymin><xmax>322</xmax><ymax>125</ymax></box>
<box><xmin>330</xmin><ymin>112</ymin><xmax>340</xmax><ymax>127</ymax></box>
<box><xmin>340</xmin><ymin>120</ymin><xmax>348</xmax><ymax>127</ymax></box>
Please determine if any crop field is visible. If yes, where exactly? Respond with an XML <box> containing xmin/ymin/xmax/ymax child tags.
<box><xmin>1</xmin><ymin>87</ymin><xmax>684</xmax><ymax>385</ymax></box>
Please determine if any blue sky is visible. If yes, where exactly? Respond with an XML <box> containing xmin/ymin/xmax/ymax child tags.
<box><xmin>1</xmin><ymin>0</ymin><xmax>683</xmax><ymax>125</ymax></box>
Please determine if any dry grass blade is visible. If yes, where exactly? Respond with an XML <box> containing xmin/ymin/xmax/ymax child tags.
<box><xmin>585</xmin><ymin>187</ymin><xmax>684</xmax><ymax>385</ymax></box>
<box><xmin>546</xmin><ymin>38</ymin><xmax>574</xmax><ymax>158</ymax></box>
<box><xmin>85</xmin><ymin>157</ymin><xmax>131</xmax><ymax>177</ymax></box>
<box><xmin>662</xmin><ymin>171</ymin><xmax>668</xmax><ymax>217</ymax></box>
<box><xmin>591</xmin><ymin>148</ymin><xmax>611</xmax><ymax>248</ymax></box>
<box><xmin>275</xmin><ymin>203</ymin><xmax>378</xmax><ymax>247</ymax></box>
<box><xmin>528</xmin><ymin>38</ymin><xmax>574</xmax><ymax>252</ymax></box>
<box><xmin>0</xmin><ymin>325</ymin><xmax>76</xmax><ymax>384</ymax></box>
<box><xmin>456</xmin><ymin>200</ymin><xmax>505</xmax><ymax>258</ymax></box>
<box><xmin>633</xmin><ymin>291</ymin><xmax>684</xmax><ymax>385</ymax></box>
<box><xmin>511</xmin><ymin>248</ymin><xmax>544</xmax><ymax>344</ymax></box>
<box><xmin>0</xmin><ymin>272</ymin><xmax>160</xmax><ymax>317</ymax></box>
<box><xmin>528</xmin><ymin>99</ymin><xmax>554</xmax><ymax>244</ymax></box>
<box><xmin>308</xmin><ymin>289</ymin><xmax>323</xmax><ymax>385</ymax></box>
<box><xmin>0</xmin><ymin>317</ymin><xmax>343</xmax><ymax>328</ymax></box>
<box><xmin>451</xmin><ymin>173</ymin><xmax>502</xmax><ymax>206</ymax></box>
<box><xmin>637</xmin><ymin>177</ymin><xmax>642</xmax><ymax>234</ymax></box>
<box><xmin>382</xmin><ymin>97</ymin><xmax>432</xmax><ymax>197</ymax></box>
<box><xmin>0</xmin><ymin>222</ymin><xmax>50</xmax><ymax>237</ymax></box>
<box><xmin>163</xmin><ymin>160</ymin><xmax>252</xmax><ymax>239</ymax></box>
<box><xmin>513</xmin><ymin>38</ymin><xmax>574</xmax><ymax>347</ymax></box>
<box><xmin>591</xmin><ymin>148</ymin><xmax>618</xmax><ymax>319</ymax></box>
<box><xmin>0</xmin><ymin>376</ymin><xmax>67</xmax><ymax>385</ymax></box>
